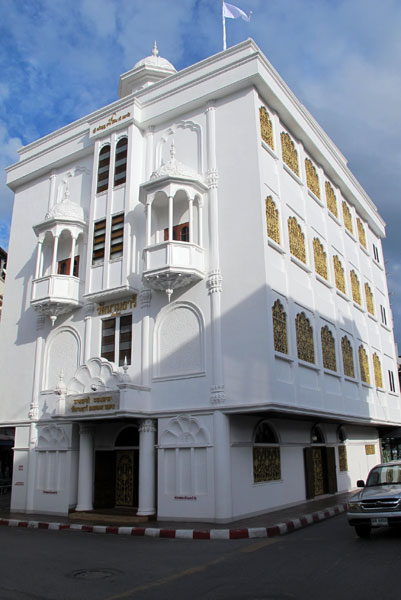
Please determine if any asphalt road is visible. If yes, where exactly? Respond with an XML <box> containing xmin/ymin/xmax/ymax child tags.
<box><xmin>1</xmin><ymin>515</ymin><xmax>400</xmax><ymax>600</ymax></box>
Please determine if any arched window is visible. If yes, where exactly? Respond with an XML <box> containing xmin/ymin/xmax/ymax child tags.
<box><xmin>288</xmin><ymin>216</ymin><xmax>306</xmax><ymax>264</ymax></box>
<box><xmin>259</xmin><ymin>107</ymin><xmax>274</xmax><ymax>150</ymax></box>
<box><xmin>365</xmin><ymin>283</ymin><xmax>375</xmax><ymax>316</ymax></box>
<box><xmin>333</xmin><ymin>255</ymin><xmax>346</xmax><ymax>294</ymax></box>
<box><xmin>341</xmin><ymin>336</ymin><xmax>355</xmax><ymax>378</ymax></box>
<box><xmin>342</xmin><ymin>201</ymin><xmax>353</xmax><ymax>234</ymax></box>
<box><xmin>253</xmin><ymin>421</ymin><xmax>280</xmax><ymax>483</ymax></box>
<box><xmin>265</xmin><ymin>196</ymin><xmax>280</xmax><ymax>244</ymax></box>
<box><xmin>358</xmin><ymin>345</ymin><xmax>370</xmax><ymax>384</ymax></box>
<box><xmin>313</xmin><ymin>238</ymin><xmax>328</xmax><ymax>280</ymax></box>
<box><xmin>115</xmin><ymin>426</ymin><xmax>139</xmax><ymax>447</ymax></box>
<box><xmin>97</xmin><ymin>144</ymin><xmax>111</xmax><ymax>193</ymax></box>
<box><xmin>296</xmin><ymin>312</ymin><xmax>315</xmax><ymax>363</ymax></box>
<box><xmin>281</xmin><ymin>132</ymin><xmax>299</xmax><ymax>176</ymax></box>
<box><xmin>305</xmin><ymin>158</ymin><xmax>320</xmax><ymax>198</ymax></box>
<box><xmin>373</xmin><ymin>353</ymin><xmax>383</xmax><ymax>388</ymax></box>
<box><xmin>272</xmin><ymin>299</ymin><xmax>288</xmax><ymax>354</ymax></box>
<box><xmin>325</xmin><ymin>181</ymin><xmax>338</xmax><ymax>218</ymax></box>
<box><xmin>350</xmin><ymin>270</ymin><xmax>361</xmax><ymax>305</ymax></box>
<box><xmin>357</xmin><ymin>218</ymin><xmax>366</xmax><ymax>248</ymax></box>
<box><xmin>321</xmin><ymin>325</ymin><xmax>336</xmax><ymax>371</ymax></box>
<box><xmin>114</xmin><ymin>137</ymin><xmax>128</xmax><ymax>187</ymax></box>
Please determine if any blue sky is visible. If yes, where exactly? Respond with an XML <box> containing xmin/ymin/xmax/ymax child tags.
<box><xmin>1</xmin><ymin>0</ymin><xmax>401</xmax><ymax>347</ymax></box>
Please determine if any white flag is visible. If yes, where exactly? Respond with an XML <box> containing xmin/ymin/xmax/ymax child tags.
<box><xmin>223</xmin><ymin>1</ymin><xmax>251</xmax><ymax>22</ymax></box>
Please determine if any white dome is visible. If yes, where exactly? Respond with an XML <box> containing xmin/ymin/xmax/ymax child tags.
<box><xmin>150</xmin><ymin>143</ymin><xmax>203</xmax><ymax>183</ymax></box>
<box><xmin>134</xmin><ymin>42</ymin><xmax>176</xmax><ymax>74</ymax></box>
<box><xmin>46</xmin><ymin>192</ymin><xmax>85</xmax><ymax>222</ymax></box>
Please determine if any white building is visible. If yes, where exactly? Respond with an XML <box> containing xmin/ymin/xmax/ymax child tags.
<box><xmin>1</xmin><ymin>40</ymin><xmax>400</xmax><ymax>522</ymax></box>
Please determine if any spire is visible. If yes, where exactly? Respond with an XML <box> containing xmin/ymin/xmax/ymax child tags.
<box><xmin>152</xmin><ymin>41</ymin><xmax>159</xmax><ymax>57</ymax></box>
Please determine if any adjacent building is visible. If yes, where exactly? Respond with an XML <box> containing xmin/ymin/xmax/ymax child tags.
<box><xmin>1</xmin><ymin>40</ymin><xmax>400</xmax><ymax>521</ymax></box>
<box><xmin>0</xmin><ymin>247</ymin><xmax>6</xmax><ymax>322</ymax></box>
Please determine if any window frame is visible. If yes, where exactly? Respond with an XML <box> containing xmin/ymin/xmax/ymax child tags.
<box><xmin>101</xmin><ymin>313</ymin><xmax>132</xmax><ymax>366</ymax></box>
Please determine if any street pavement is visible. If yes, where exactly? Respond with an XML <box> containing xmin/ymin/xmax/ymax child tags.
<box><xmin>0</xmin><ymin>490</ymin><xmax>353</xmax><ymax>540</ymax></box>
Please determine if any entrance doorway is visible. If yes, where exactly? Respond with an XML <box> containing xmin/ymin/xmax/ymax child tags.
<box><xmin>94</xmin><ymin>426</ymin><xmax>139</xmax><ymax>510</ymax></box>
<box><xmin>304</xmin><ymin>425</ymin><xmax>337</xmax><ymax>499</ymax></box>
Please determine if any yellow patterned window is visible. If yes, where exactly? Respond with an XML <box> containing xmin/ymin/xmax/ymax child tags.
<box><xmin>272</xmin><ymin>300</ymin><xmax>288</xmax><ymax>354</ymax></box>
<box><xmin>357</xmin><ymin>218</ymin><xmax>367</xmax><ymax>248</ymax></box>
<box><xmin>365</xmin><ymin>283</ymin><xmax>374</xmax><ymax>316</ymax></box>
<box><xmin>313</xmin><ymin>238</ymin><xmax>328</xmax><ymax>280</ymax></box>
<box><xmin>281</xmin><ymin>132</ymin><xmax>299</xmax><ymax>176</ymax></box>
<box><xmin>253</xmin><ymin>422</ymin><xmax>280</xmax><ymax>483</ymax></box>
<box><xmin>342</xmin><ymin>201</ymin><xmax>353</xmax><ymax>234</ymax></box>
<box><xmin>321</xmin><ymin>326</ymin><xmax>337</xmax><ymax>371</ymax></box>
<box><xmin>350</xmin><ymin>270</ymin><xmax>361</xmax><ymax>305</ymax></box>
<box><xmin>288</xmin><ymin>217</ymin><xmax>306</xmax><ymax>264</ymax></box>
<box><xmin>325</xmin><ymin>181</ymin><xmax>338</xmax><ymax>218</ymax></box>
<box><xmin>333</xmin><ymin>256</ymin><xmax>346</xmax><ymax>294</ymax></box>
<box><xmin>341</xmin><ymin>336</ymin><xmax>355</xmax><ymax>378</ymax></box>
<box><xmin>296</xmin><ymin>312</ymin><xmax>315</xmax><ymax>364</ymax></box>
<box><xmin>265</xmin><ymin>197</ymin><xmax>280</xmax><ymax>244</ymax></box>
<box><xmin>358</xmin><ymin>345</ymin><xmax>370</xmax><ymax>384</ymax></box>
<box><xmin>373</xmin><ymin>353</ymin><xmax>383</xmax><ymax>388</ymax></box>
<box><xmin>259</xmin><ymin>107</ymin><xmax>274</xmax><ymax>150</ymax></box>
<box><xmin>305</xmin><ymin>159</ymin><xmax>320</xmax><ymax>198</ymax></box>
<box><xmin>338</xmin><ymin>446</ymin><xmax>348</xmax><ymax>472</ymax></box>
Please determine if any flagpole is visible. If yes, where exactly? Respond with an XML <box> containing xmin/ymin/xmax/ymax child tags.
<box><xmin>222</xmin><ymin>1</ymin><xmax>227</xmax><ymax>50</ymax></box>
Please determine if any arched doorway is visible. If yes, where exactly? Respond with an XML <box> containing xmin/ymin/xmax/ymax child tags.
<box><xmin>94</xmin><ymin>426</ymin><xmax>139</xmax><ymax>510</ymax></box>
<box><xmin>304</xmin><ymin>425</ymin><xmax>337</xmax><ymax>499</ymax></box>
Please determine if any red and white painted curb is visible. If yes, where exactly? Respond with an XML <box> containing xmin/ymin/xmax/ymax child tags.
<box><xmin>0</xmin><ymin>503</ymin><xmax>347</xmax><ymax>540</ymax></box>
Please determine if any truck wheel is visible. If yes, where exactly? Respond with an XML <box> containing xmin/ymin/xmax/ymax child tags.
<box><xmin>355</xmin><ymin>524</ymin><xmax>371</xmax><ymax>538</ymax></box>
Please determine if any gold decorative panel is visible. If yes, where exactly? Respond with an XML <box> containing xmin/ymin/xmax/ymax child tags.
<box><xmin>333</xmin><ymin>255</ymin><xmax>346</xmax><ymax>294</ymax></box>
<box><xmin>325</xmin><ymin>181</ymin><xmax>338</xmax><ymax>217</ymax></box>
<box><xmin>259</xmin><ymin>107</ymin><xmax>274</xmax><ymax>150</ymax></box>
<box><xmin>296</xmin><ymin>312</ymin><xmax>315</xmax><ymax>364</ymax></box>
<box><xmin>342</xmin><ymin>201</ymin><xmax>353</xmax><ymax>234</ymax></box>
<box><xmin>350</xmin><ymin>270</ymin><xmax>361</xmax><ymax>305</ymax></box>
<box><xmin>313</xmin><ymin>238</ymin><xmax>328</xmax><ymax>280</ymax></box>
<box><xmin>365</xmin><ymin>444</ymin><xmax>375</xmax><ymax>456</ymax></box>
<box><xmin>373</xmin><ymin>352</ymin><xmax>383</xmax><ymax>388</ymax></box>
<box><xmin>341</xmin><ymin>336</ymin><xmax>355</xmax><ymax>378</ymax></box>
<box><xmin>312</xmin><ymin>448</ymin><xmax>325</xmax><ymax>496</ymax></box>
<box><xmin>272</xmin><ymin>300</ymin><xmax>288</xmax><ymax>354</ymax></box>
<box><xmin>115</xmin><ymin>451</ymin><xmax>134</xmax><ymax>506</ymax></box>
<box><xmin>321</xmin><ymin>325</ymin><xmax>337</xmax><ymax>371</ymax></box>
<box><xmin>281</xmin><ymin>132</ymin><xmax>299</xmax><ymax>176</ymax></box>
<box><xmin>358</xmin><ymin>345</ymin><xmax>370</xmax><ymax>384</ymax></box>
<box><xmin>357</xmin><ymin>218</ymin><xmax>367</xmax><ymax>248</ymax></box>
<box><xmin>305</xmin><ymin>158</ymin><xmax>320</xmax><ymax>198</ymax></box>
<box><xmin>265</xmin><ymin>196</ymin><xmax>280</xmax><ymax>244</ymax></box>
<box><xmin>253</xmin><ymin>447</ymin><xmax>281</xmax><ymax>482</ymax></box>
<box><xmin>288</xmin><ymin>217</ymin><xmax>306</xmax><ymax>263</ymax></box>
<box><xmin>365</xmin><ymin>283</ymin><xmax>374</xmax><ymax>316</ymax></box>
<box><xmin>338</xmin><ymin>446</ymin><xmax>348</xmax><ymax>472</ymax></box>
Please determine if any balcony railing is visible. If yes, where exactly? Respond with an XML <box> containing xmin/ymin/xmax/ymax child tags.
<box><xmin>31</xmin><ymin>274</ymin><xmax>82</xmax><ymax>322</ymax></box>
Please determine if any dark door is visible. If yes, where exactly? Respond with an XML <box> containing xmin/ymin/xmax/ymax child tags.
<box><xmin>94</xmin><ymin>451</ymin><xmax>115</xmax><ymax>509</ymax></box>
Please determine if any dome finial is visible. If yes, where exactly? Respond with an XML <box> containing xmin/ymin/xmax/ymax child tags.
<box><xmin>152</xmin><ymin>41</ymin><xmax>159</xmax><ymax>57</ymax></box>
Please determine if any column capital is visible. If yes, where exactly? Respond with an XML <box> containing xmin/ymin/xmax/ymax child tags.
<box><xmin>139</xmin><ymin>418</ymin><xmax>156</xmax><ymax>433</ymax></box>
<box><xmin>210</xmin><ymin>384</ymin><xmax>226</xmax><ymax>404</ymax></box>
<box><xmin>84</xmin><ymin>302</ymin><xmax>95</xmax><ymax>318</ymax></box>
<box><xmin>79</xmin><ymin>424</ymin><xmax>95</xmax><ymax>435</ymax></box>
<box><xmin>207</xmin><ymin>269</ymin><xmax>223</xmax><ymax>295</ymax></box>
<box><xmin>140</xmin><ymin>289</ymin><xmax>152</xmax><ymax>310</ymax></box>
<box><xmin>206</xmin><ymin>168</ymin><xmax>219</xmax><ymax>189</ymax></box>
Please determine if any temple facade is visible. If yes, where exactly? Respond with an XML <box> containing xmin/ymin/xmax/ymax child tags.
<box><xmin>1</xmin><ymin>40</ymin><xmax>400</xmax><ymax>522</ymax></box>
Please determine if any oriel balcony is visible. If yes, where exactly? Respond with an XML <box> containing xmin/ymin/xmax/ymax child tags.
<box><xmin>31</xmin><ymin>274</ymin><xmax>82</xmax><ymax>325</ymax></box>
<box><xmin>139</xmin><ymin>143</ymin><xmax>208</xmax><ymax>300</ymax></box>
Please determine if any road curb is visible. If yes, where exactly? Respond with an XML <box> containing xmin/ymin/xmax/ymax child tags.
<box><xmin>0</xmin><ymin>503</ymin><xmax>347</xmax><ymax>540</ymax></box>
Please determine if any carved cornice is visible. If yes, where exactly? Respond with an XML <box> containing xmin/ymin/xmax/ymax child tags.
<box><xmin>207</xmin><ymin>269</ymin><xmax>222</xmax><ymax>295</ymax></box>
